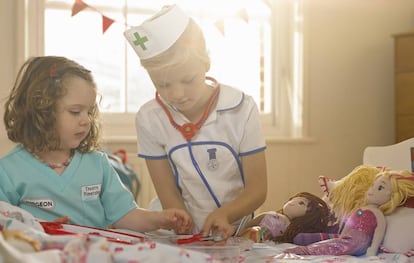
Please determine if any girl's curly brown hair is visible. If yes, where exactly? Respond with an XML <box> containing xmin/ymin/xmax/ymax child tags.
<box><xmin>273</xmin><ymin>192</ymin><xmax>330</xmax><ymax>243</ymax></box>
<box><xmin>3</xmin><ymin>56</ymin><xmax>101</xmax><ymax>153</ymax></box>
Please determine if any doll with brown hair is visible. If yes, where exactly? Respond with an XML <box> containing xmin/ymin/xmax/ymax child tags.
<box><xmin>239</xmin><ymin>192</ymin><xmax>330</xmax><ymax>243</ymax></box>
<box><xmin>285</xmin><ymin>170</ymin><xmax>414</xmax><ymax>256</ymax></box>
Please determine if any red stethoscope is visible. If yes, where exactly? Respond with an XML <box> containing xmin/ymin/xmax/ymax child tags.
<box><xmin>155</xmin><ymin>76</ymin><xmax>220</xmax><ymax>142</ymax></box>
<box><xmin>156</xmin><ymin>76</ymin><xmax>223</xmax><ymax>209</ymax></box>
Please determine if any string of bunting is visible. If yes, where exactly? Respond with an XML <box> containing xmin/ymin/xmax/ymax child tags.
<box><xmin>70</xmin><ymin>0</ymin><xmax>270</xmax><ymax>35</ymax></box>
<box><xmin>71</xmin><ymin>0</ymin><xmax>115</xmax><ymax>33</ymax></box>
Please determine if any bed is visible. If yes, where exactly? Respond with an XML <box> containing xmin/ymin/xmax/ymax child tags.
<box><xmin>1</xmin><ymin>215</ymin><xmax>411</xmax><ymax>263</ymax></box>
<box><xmin>1</xmin><ymin>138</ymin><xmax>414</xmax><ymax>263</ymax></box>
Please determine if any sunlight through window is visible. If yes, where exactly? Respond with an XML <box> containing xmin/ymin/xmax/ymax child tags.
<box><xmin>21</xmin><ymin>0</ymin><xmax>306</xmax><ymax>138</ymax></box>
<box><xmin>44</xmin><ymin>0</ymin><xmax>272</xmax><ymax>114</ymax></box>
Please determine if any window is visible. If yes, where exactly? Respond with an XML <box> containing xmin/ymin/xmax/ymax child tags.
<box><xmin>17</xmin><ymin>0</ymin><xmax>305</xmax><ymax>139</ymax></box>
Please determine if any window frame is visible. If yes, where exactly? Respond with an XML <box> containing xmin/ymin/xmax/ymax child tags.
<box><xmin>16</xmin><ymin>0</ymin><xmax>306</xmax><ymax>140</ymax></box>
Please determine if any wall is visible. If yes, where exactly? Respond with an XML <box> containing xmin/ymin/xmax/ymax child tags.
<box><xmin>1</xmin><ymin>1</ymin><xmax>414</xmax><ymax>212</ymax></box>
<box><xmin>258</xmin><ymin>0</ymin><xmax>414</xmax><ymax>211</ymax></box>
<box><xmin>259</xmin><ymin>1</ymin><xmax>414</xmax><ymax>212</ymax></box>
<box><xmin>0</xmin><ymin>0</ymin><xmax>17</xmax><ymax>152</ymax></box>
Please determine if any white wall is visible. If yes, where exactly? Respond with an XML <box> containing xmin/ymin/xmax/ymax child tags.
<box><xmin>260</xmin><ymin>0</ymin><xmax>414</xmax><ymax>212</ymax></box>
<box><xmin>1</xmin><ymin>0</ymin><xmax>414</xmax><ymax>212</ymax></box>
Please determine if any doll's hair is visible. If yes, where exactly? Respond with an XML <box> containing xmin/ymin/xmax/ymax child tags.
<box><xmin>3</xmin><ymin>56</ymin><xmax>101</xmax><ymax>153</ymax></box>
<box><xmin>328</xmin><ymin>165</ymin><xmax>381</xmax><ymax>220</ymax></box>
<box><xmin>377</xmin><ymin>170</ymin><xmax>414</xmax><ymax>215</ymax></box>
<box><xmin>273</xmin><ymin>192</ymin><xmax>330</xmax><ymax>243</ymax></box>
<box><xmin>140</xmin><ymin>19</ymin><xmax>210</xmax><ymax>73</ymax></box>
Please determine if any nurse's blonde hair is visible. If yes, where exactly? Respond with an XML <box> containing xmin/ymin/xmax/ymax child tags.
<box><xmin>140</xmin><ymin>19</ymin><xmax>210</xmax><ymax>72</ymax></box>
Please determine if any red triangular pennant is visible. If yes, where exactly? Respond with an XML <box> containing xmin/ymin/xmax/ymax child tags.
<box><xmin>102</xmin><ymin>15</ymin><xmax>115</xmax><ymax>33</ymax></box>
<box><xmin>71</xmin><ymin>0</ymin><xmax>88</xmax><ymax>17</ymax></box>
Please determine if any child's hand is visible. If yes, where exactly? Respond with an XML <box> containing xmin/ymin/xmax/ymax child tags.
<box><xmin>202</xmin><ymin>211</ymin><xmax>235</xmax><ymax>241</ymax></box>
<box><xmin>160</xmin><ymin>209</ymin><xmax>192</xmax><ymax>234</ymax></box>
<box><xmin>53</xmin><ymin>215</ymin><xmax>69</xmax><ymax>223</ymax></box>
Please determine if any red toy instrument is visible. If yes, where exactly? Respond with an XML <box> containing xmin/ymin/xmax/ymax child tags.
<box><xmin>40</xmin><ymin>222</ymin><xmax>145</xmax><ymax>245</ymax></box>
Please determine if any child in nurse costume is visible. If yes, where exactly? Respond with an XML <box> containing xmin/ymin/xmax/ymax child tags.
<box><xmin>124</xmin><ymin>5</ymin><xmax>268</xmax><ymax>239</ymax></box>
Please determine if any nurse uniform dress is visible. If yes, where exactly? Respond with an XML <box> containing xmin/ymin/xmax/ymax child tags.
<box><xmin>136</xmin><ymin>77</ymin><xmax>266</xmax><ymax>230</ymax></box>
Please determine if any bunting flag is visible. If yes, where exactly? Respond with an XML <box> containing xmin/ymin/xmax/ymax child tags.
<box><xmin>214</xmin><ymin>19</ymin><xmax>225</xmax><ymax>36</ymax></box>
<box><xmin>69</xmin><ymin>0</ymin><xmax>257</xmax><ymax>35</ymax></box>
<box><xmin>71</xmin><ymin>0</ymin><xmax>88</xmax><ymax>17</ymax></box>
<box><xmin>71</xmin><ymin>0</ymin><xmax>117</xmax><ymax>33</ymax></box>
<box><xmin>237</xmin><ymin>8</ymin><xmax>249</xmax><ymax>23</ymax></box>
<box><xmin>262</xmin><ymin>0</ymin><xmax>272</xmax><ymax>9</ymax></box>
<box><xmin>102</xmin><ymin>15</ymin><xmax>115</xmax><ymax>34</ymax></box>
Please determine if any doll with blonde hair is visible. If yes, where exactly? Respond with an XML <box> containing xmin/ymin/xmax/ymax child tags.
<box><xmin>381</xmin><ymin>171</ymin><xmax>414</xmax><ymax>213</ymax></box>
<box><xmin>294</xmin><ymin>165</ymin><xmax>382</xmax><ymax>245</ymax></box>
<box><xmin>285</xmin><ymin>170</ymin><xmax>414</xmax><ymax>256</ymax></box>
<box><xmin>325</xmin><ymin>165</ymin><xmax>382</xmax><ymax>224</ymax></box>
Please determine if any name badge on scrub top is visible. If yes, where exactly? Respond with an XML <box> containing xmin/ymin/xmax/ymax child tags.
<box><xmin>81</xmin><ymin>184</ymin><xmax>101</xmax><ymax>201</ymax></box>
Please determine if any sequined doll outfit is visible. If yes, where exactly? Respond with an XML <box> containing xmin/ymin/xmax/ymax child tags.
<box><xmin>259</xmin><ymin>213</ymin><xmax>290</xmax><ymax>240</ymax></box>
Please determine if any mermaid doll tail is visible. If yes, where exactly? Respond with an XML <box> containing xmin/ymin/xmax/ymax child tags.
<box><xmin>286</xmin><ymin>236</ymin><xmax>367</xmax><ymax>256</ymax></box>
<box><xmin>284</xmin><ymin>246</ymin><xmax>312</xmax><ymax>255</ymax></box>
<box><xmin>293</xmin><ymin>232</ymin><xmax>340</xmax><ymax>245</ymax></box>
<box><xmin>284</xmin><ymin>240</ymin><xmax>347</xmax><ymax>256</ymax></box>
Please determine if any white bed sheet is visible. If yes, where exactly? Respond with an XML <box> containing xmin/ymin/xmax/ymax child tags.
<box><xmin>240</xmin><ymin>242</ymin><xmax>411</xmax><ymax>263</ymax></box>
<box><xmin>1</xmin><ymin>225</ymin><xmax>411</xmax><ymax>263</ymax></box>
<box><xmin>0</xmin><ymin>199</ymin><xmax>411</xmax><ymax>263</ymax></box>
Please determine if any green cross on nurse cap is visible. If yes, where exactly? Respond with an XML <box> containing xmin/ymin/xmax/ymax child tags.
<box><xmin>133</xmin><ymin>32</ymin><xmax>148</xmax><ymax>50</ymax></box>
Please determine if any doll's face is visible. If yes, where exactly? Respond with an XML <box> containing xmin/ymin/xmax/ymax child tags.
<box><xmin>283</xmin><ymin>196</ymin><xmax>309</xmax><ymax>219</ymax></box>
<box><xmin>366</xmin><ymin>175</ymin><xmax>391</xmax><ymax>206</ymax></box>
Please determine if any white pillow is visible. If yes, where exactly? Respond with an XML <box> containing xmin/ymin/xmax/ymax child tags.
<box><xmin>383</xmin><ymin>207</ymin><xmax>414</xmax><ymax>253</ymax></box>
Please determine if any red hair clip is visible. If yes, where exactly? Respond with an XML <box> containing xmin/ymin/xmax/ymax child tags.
<box><xmin>390</xmin><ymin>173</ymin><xmax>414</xmax><ymax>181</ymax></box>
<box><xmin>49</xmin><ymin>63</ymin><xmax>58</xmax><ymax>78</ymax></box>
<box><xmin>376</xmin><ymin>166</ymin><xmax>388</xmax><ymax>172</ymax></box>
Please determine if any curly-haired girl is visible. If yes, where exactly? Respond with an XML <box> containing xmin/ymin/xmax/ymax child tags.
<box><xmin>0</xmin><ymin>56</ymin><xmax>190</xmax><ymax>234</ymax></box>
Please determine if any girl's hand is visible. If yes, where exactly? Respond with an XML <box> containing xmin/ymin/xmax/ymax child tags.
<box><xmin>159</xmin><ymin>209</ymin><xmax>193</xmax><ymax>234</ymax></box>
<box><xmin>53</xmin><ymin>215</ymin><xmax>69</xmax><ymax>223</ymax></box>
<box><xmin>202</xmin><ymin>210</ymin><xmax>235</xmax><ymax>241</ymax></box>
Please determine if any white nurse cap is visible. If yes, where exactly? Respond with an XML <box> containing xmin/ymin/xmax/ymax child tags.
<box><xmin>124</xmin><ymin>5</ymin><xmax>190</xmax><ymax>60</ymax></box>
